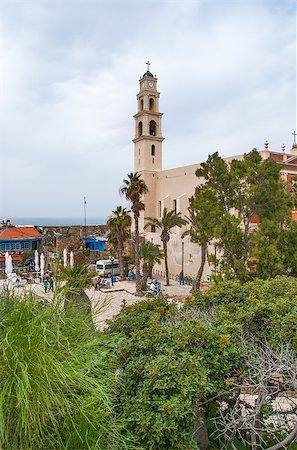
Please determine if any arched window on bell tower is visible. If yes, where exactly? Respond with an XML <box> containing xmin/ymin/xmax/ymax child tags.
<box><xmin>149</xmin><ymin>120</ymin><xmax>156</xmax><ymax>136</ymax></box>
<box><xmin>138</xmin><ymin>121</ymin><xmax>143</xmax><ymax>136</ymax></box>
<box><xmin>140</xmin><ymin>98</ymin><xmax>144</xmax><ymax>111</ymax></box>
<box><xmin>149</xmin><ymin>98</ymin><xmax>154</xmax><ymax>111</ymax></box>
<box><xmin>151</xmin><ymin>144</ymin><xmax>155</xmax><ymax>156</ymax></box>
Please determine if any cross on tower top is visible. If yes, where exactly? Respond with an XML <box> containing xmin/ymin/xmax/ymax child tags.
<box><xmin>146</xmin><ymin>61</ymin><xmax>150</xmax><ymax>71</ymax></box>
<box><xmin>292</xmin><ymin>130</ymin><xmax>297</xmax><ymax>145</ymax></box>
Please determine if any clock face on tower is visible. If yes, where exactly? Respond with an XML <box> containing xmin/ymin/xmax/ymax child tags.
<box><xmin>148</xmin><ymin>81</ymin><xmax>154</xmax><ymax>88</ymax></box>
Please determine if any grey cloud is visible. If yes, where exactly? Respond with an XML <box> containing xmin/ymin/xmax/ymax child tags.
<box><xmin>0</xmin><ymin>0</ymin><xmax>295</xmax><ymax>218</ymax></box>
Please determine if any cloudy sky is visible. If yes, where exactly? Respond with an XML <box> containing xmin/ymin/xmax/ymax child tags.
<box><xmin>1</xmin><ymin>0</ymin><xmax>296</xmax><ymax>220</ymax></box>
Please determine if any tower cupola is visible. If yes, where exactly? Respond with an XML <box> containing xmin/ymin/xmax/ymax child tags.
<box><xmin>143</xmin><ymin>70</ymin><xmax>154</xmax><ymax>77</ymax></box>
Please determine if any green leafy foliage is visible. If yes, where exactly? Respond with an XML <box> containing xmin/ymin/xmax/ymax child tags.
<box><xmin>189</xmin><ymin>276</ymin><xmax>297</xmax><ymax>349</ymax></box>
<box><xmin>57</xmin><ymin>264</ymin><xmax>95</xmax><ymax>299</ymax></box>
<box><xmin>195</xmin><ymin>149</ymin><xmax>294</xmax><ymax>282</ymax></box>
<box><xmin>140</xmin><ymin>240</ymin><xmax>163</xmax><ymax>285</ymax></box>
<box><xmin>108</xmin><ymin>277</ymin><xmax>297</xmax><ymax>449</ymax></box>
<box><xmin>0</xmin><ymin>290</ymin><xmax>130</xmax><ymax>449</ymax></box>
<box><xmin>108</xmin><ymin>298</ymin><xmax>241</xmax><ymax>449</ymax></box>
<box><xmin>120</xmin><ymin>172</ymin><xmax>149</xmax><ymax>294</ymax></box>
<box><xmin>183</xmin><ymin>187</ymin><xmax>222</xmax><ymax>288</ymax></box>
<box><xmin>107</xmin><ymin>206</ymin><xmax>132</xmax><ymax>278</ymax></box>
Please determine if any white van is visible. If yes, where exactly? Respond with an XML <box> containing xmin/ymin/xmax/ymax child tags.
<box><xmin>95</xmin><ymin>259</ymin><xmax>120</xmax><ymax>277</ymax></box>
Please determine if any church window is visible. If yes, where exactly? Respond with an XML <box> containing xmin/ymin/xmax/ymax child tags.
<box><xmin>138</xmin><ymin>121</ymin><xmax>143</xmax><ymax>136</ymax></box>
<box><xmin>140</xmin><ymin>98</ymin><xmax>144</xmax><ymax>111</ymax></box>
<box><xmin>151</xmin><ymin>225</ymin><xmax>156</xmax><ymax>233</ymax></box>
<box><xmin>149</xmin><ymin>120</ymin><xmax>156</xmax><ymax>136</ymax></box>
<box><xmin>149</xmin><ymin>98</ymin><xmax>154</xmax><ymax>111</ymax></box>
<box><xmin>151</xmin><ymin>144</ymin><xmax>155</xmax><ymax>156</ymax></box>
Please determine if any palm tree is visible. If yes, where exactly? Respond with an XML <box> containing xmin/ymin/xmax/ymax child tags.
<box><xmin>57</xmin><ymin>264</ymin><xmax>96</xmax><ymax>314</ymax></box>
<box><xmin>120</xmin><ymin>172</ymin><xmax>148</xmax><ymax>294</ymax></box>
<box><xmin>140</xmin><ymin>241</ymin><xmax>163</xmax><ymax>286</ymax></box>
<box><xmin>145</xmin><ymin>208</ymin><xmax>187</xmax><ymax>285</ymax></box>
<box><xmin>107</xmin><ymin>206</ymin><xmax>131</xmax><ymax>279</ymax></box>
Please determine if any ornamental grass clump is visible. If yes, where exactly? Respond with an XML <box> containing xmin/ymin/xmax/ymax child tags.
<box><xmin>0</xmin><ymin>290</ymin><xmax>126</xmax><ymax>449</ymax></box>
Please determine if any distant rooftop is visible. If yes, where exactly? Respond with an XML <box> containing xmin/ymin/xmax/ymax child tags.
<box><xmin>0</xmin><ymin>226</ymin><xmax>42</xmax><ymax>240</ymax></box>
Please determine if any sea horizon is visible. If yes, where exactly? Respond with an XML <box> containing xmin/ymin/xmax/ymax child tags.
<box><xmin>7</xmin><ymin>217</ymin><xmax>107</xmax><ymax>226</ymax></box>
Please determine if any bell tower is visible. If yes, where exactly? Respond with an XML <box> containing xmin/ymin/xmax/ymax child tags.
<box><xmin>133</xmin><ymin>62</ymin><xmax>164</xmax><ymax>173</ymax></box>
<box><xmin>133</xmin><ymin>63</ymin><xmax>164</xmax><ymax>228</ymax></box>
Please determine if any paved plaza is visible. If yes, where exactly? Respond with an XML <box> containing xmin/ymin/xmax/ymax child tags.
<box><xmin>0</xmin><ymin>277</ymin><xmax>192</xmax><ymax>330</ymax></box>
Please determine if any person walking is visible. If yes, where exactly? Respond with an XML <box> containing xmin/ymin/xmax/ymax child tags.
<box><xmin>95</xmin><ymin>276</ymin><xmax>101</xmax><ymax>290</ymax></box>
<box><xmin>43</xmin><ymin>278</ymin><xmax>49</xmax><ymax>293</ymax></box>
<box><xmin>48</xmin><ymin>276</ymin><xmax>54</xmax><ymax>291</ymax></box>
<box><xmin>179</xmin><ymin>271</ymin><xmax>185</xmax><ymax>285</ymax></box>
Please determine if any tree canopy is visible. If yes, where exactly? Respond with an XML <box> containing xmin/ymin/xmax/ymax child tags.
<box><xmin>145</xmin><ymin>208</ymin><xmax>187</xmax><ymax>285</ymax></box>
<box><xmin>120</xmin><ymin>172</ymin><xmax>148</xmax><ymax>294</ymax></box>
<box><xmin>107</xmin><ymin>206</ymin><xmax>131</xmax><ymax>279</ymax></box>
<box><xmin>193</xmin><ymin>149</ymin><xmax>295</xmax><ymax>282</ymax></box>
<box><xmin>140</xmin><ymin>240</ymin><xmax>163</xmax><ymax>286</ymax></box>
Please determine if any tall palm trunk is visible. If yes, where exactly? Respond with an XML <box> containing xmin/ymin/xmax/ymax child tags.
<box><xmin>193</xmin><ymin>245</ymin><xmax>207</xmax><ymax>290</ymax></box>
<box><xmin>148</xmin><ymin>263</ymin><xmax>153</xmax><ymax>279</ymax></box>
<box><xmin>117</xmin><ymin>239</ymin><xmax>124</xmax><ymax>279</ymax></box>
<box><xmin>142</xmin><ymin>262</ymin><xmax>149</xmax><ymax>287</ymax></box>
<box><xmin>162</xmin><ymin>241</ymin><xmax>169</xmax><ymax>286</ymax></box>
<box><xmin>134</xmin><ymin>211</ymin><xmax>142</xmax><ymax>294</ymax></box>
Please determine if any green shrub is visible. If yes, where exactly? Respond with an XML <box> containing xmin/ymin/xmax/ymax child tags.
<box><xmin>108</xmin><ymin>298</ymin><xmax>240</xmax><ymax>449</ymax></box>
<box><xmin>107</xmin><ymin>296</ymin><xmax>177</xmax><ymax>337</ymax></box>
<box><xmin>108</xmin><ymin>277</ymin><xmax>297</xmax><ymax>449</ymax></box>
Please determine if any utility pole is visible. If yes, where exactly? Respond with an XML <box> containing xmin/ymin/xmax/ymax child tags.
<box><xmin>84</xmin><ymin>196</ymin><xmax>87</xmax><ymax>236</ymax></box>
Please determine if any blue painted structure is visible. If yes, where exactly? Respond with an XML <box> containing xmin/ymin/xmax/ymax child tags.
<box><xmin>0</xmin><ymin>225</ymin><xmax>42</xmax><ymax>270</ymax></box>
<box><xmin>83</xmin><ymin>235</ymin><xmax>106</xmax><ymax>252</ymax></box>
<box><xmin>0</xmin><ymin>238</ymin><xmax>41</xmax><ymax>252</ymax></box>
<box><xmin>0</xmin><ymin>226</ymin><xmax>42</xmax><ymax>253</ymax></box>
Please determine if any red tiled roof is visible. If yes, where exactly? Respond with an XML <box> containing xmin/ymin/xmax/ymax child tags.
<box><xmin>0</xmin><ymin>254</ymin><xmax>22</xmax><ymax>262</ymax></box>
<box><xmin>0</xmin><ymin>226</ymin><xmax>42</xmax><ymax>240</ymax></box>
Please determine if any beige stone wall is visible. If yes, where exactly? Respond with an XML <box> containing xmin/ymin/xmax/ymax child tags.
<box><xmin>132</xmin><ymin>71</ymin><xmax>297</xmax><ymax>282</ymax></box>
<box><xmin>146</xmin><ymin>232</ymin><xmax>212</xmax><ymax>282</ymax></box>
<box><xmin>155</xmin><ymin>163</ymin><xmax>203</xmax><ymax>218</ymax></box>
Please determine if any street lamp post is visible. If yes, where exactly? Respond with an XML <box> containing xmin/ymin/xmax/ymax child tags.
<box><xmin>110</xmin><ymin>255</ymin><xmax>114</xmax><ymax>286</ymax></box>
<box><xmin>181</xmin><ymin>241</ymin><xmax>184</xmax><ymax>275</ymax></box>
<box><xmin>180</xmin><ymin>241</ymin><xmax>185</xmax><ymax>285</ymax></box>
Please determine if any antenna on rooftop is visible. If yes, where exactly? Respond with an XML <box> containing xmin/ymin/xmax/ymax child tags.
<box><xmin>83</xmin><ymin>196</ymin><xmax>87</xmax><ymax>235</ymax></box>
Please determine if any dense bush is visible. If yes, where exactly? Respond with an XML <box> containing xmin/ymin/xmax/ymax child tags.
<box><xmin>108</xmin><ymin>297</ymin><xmax>241</xmax><ymax>449</ymax></box>
<box><xmin>108</xmin><ymin>279</ymin><xmax>297</xmax><ymax>449</ymax></box>
<box><xmin>188</xmin><ymin>276</ymin><xmax>297</xmax><ymax>349</ymax></box>
<box><xmin>107</xmin><ymin>296</ymin><xmax>177</xmax><ymax>337</ymax></box>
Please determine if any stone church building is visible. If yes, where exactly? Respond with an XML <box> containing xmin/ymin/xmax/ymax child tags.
<box><xmin>132</xmin><ymin>66</ymin><xmax>297</xmax><ymax>282</ymax></box>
